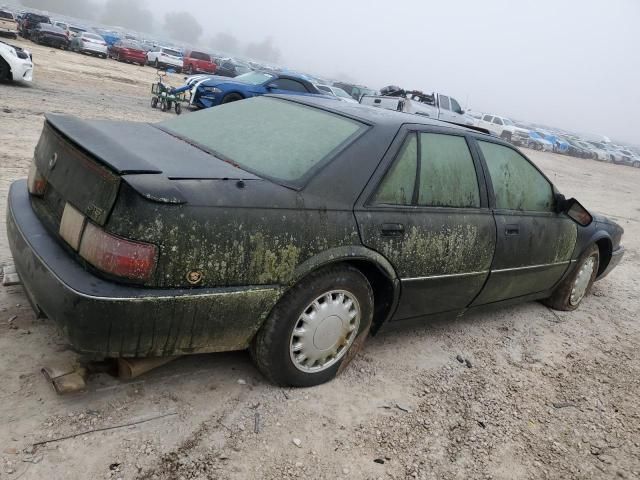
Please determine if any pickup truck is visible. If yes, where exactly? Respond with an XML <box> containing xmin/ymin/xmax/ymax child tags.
<box><xmin>476</xmin><ymin>114</ymin><xmax>531</xmax><ymax>143</ymax></box>
<box><xmin>0</xmin><ymin>9</ymin><xmax>18</xmax><ymax>38</ymax></box>
<box><xmin>360</xmin><ymin>86</ymin><xmax>475</xmax><ymax>126</ymax></box>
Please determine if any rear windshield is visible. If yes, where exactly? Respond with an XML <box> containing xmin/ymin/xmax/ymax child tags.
<box><xmin>0</xmin><ymin>11</ymin><xmax>14</xmax><ymax>19</ymax></box>
<box><xmin>162</xmin><ymin>48</ymin><xmax>181</xmax><ymax>56</ymax></box>
<box><xmin>159</xmin><ymin>97</ymin><xmax>367</xmax><ymax>185</ymax></box>
<box><xmin>189</xmin><ymin>51</ymin><xmax>210</xmax><ymax>61</ymax></box>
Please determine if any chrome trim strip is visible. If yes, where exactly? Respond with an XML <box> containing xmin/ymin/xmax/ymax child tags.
<box><xmin>492</xmin><ymin>260</ymin><xmax>571</xmax><ymax>273</ymax></box>
<box><xmin>402</xmin><ymin>270</ymin><xmax>489</xmax><ymax>282</ymax></box>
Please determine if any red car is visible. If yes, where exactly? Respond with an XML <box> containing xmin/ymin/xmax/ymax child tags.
<box><xmin>183</xmin><ymin>50</ymin><xmax>216</xmax><ymax>74</ymax></box>
<box><xmin>108</xmin><ymin>39</ymin><xmax>147</xmax><ymax>66</ymax></box>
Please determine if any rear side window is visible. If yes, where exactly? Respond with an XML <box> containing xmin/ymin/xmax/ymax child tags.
<box><xmin>373</xmin><ymin>134</ymin><xmax>418</xmax><ymax>205</ymax></box>
<box><xmin>482</xmin><ymin>115</ymin><xmax>493</xmax><ymax>122</ymax></box>
<box><xmin>418</xmin><ymin>133</ymin><xmax>480</xmax><ymax>208</ymax></box>
<box><xmin>160</xmin><ymin>97</ymin><xmax>367</xmax><ymax>184</ymax></box>
<box><xmin>478</xmin><ymin>141</ymin><xmax>553</xmax><ymax>212</ymax></box>
<box><xmin>439</xmin><ymin>95</ymin><xmax>450</xmax><ymax>110</ymax></box>
<box><xmin>492</xmin><ymin>117</ymin><xmax>504</xmax><ymax>125</ymax></box>
<box><xmin>450</xmin><ymin>97</ymin><xmax>462</xmax><ymax>114</ymax></box>
<box><xmin>372</xmin><ymin>133</ymin><xmax>480</xmax><ymax>208</ymax></box>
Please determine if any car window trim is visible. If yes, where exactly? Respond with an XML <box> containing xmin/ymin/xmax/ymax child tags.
<box><xmin>469</xmin><ymin>135</ymin><xmax>558</xmax><ymax>213</ymax></box>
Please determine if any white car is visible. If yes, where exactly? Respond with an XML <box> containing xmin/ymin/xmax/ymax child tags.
<box><xmin>147</xmin><ymin>46</ymin><xmax>183</xmax><ymax>72</ymax></box>
<box><xmin>477</xmin><ymin>114</ymin><xmax>530</xmax><ymax>142</ymax></box>
<box><xmin>316</xmin><ymin>84</ymin><xmax>359</xmax><ymax>103</ymax></box>
<box><xmin>70</xmin><ymin>32</ymin><xmax>108</xmax><ymax>58</ymax></box>
<box><xmin>0</xmin><ymin>40</ymin><xmax>33</xmax><ymax>83</ymax></box>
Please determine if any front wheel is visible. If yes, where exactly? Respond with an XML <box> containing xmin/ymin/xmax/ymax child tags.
<box><xmin>251</xmin><ymin>265</ymin><xmax>373</xmax><ymax>387</ymax></box>
<box><xmin>174</xmin><ymin>102</ymin><xmax>181</xmax><ymax>115</ymax></box>
<box><xmin>543</xmin><ymin>244</ymin><xmax>599</xmax><ymax>311</ymax></box>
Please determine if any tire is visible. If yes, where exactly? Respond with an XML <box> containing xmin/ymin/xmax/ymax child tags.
<box><xmin>186</xmin><ymin>64</ymin><xmax>193</xmax><ymax>75</ymax></box>
<box><xmin>500</xmin><ymin>131</ymin><xmax>512</xmax><ymax>143</ymax></box>
<box><xmin>154</xmin><ymin>59</ymin><xmax>159</xmax><ymax>68</ymax></box>
<box><xmin>221</xmin><ymin>93</ymin><xmax>243</xmax><ymax>104</ymax></box>
<box><xmin>160</xmin><ymin>99</ymin><xmax>167</xmax><ymax>112</ymax></box>
<box><xmin>0</xmin><ymin>57</ymin><xmax>10</xmax><ymax>81</ymax></box>
<box><xmin>543</xmin><ymin>244</ymin><xmax>599</xmax><ymax>311</ymax></box>
<box><xmin>174</xmin><ymin>102</ymin><xmax>181</xmax><ymax>115</ymax></box>
<box><xmin>151</xmin><ymin>97</ymin><xmax>158</xmax><ymax>108</ymax></box>
<box><xmin>250</xmin><ymin>265</ymin><xmax>373</xmax><ymax>387</ymax></box>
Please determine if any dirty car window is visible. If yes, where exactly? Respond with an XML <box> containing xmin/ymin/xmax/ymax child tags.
<box><xmin>160</xmin><ymin>97</ymin><xmax>366</xmax><ymax>183</ymax></box>
<box><xmin>418</xmin><ymin>133</ymin><xmax>480</xmax><ymax>208</ymax></box>
<box><xmin>373</xmin><ymin>134</ymin><xmax>418</xmax><ymax>205</ymax></box>
<box><xmin>478</xmin><ymin>141</ymin><xmax>553</xmax><ymax>211</ymax></box>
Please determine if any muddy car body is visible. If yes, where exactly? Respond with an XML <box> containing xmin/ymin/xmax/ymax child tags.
<box><xmin>7</xmin><ymin>96</ymin><xmax>624</xmax><ymax>386</ymax></box>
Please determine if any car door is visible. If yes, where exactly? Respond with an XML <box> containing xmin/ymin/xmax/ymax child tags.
<box><xmin>491</xmin><ymin>117</ymin><xmax>504</xmax><ymax>136</ymax></box>
<box><xmin>470</xmin><ymin>138</ymin><xmax>577</xmax><ymax>305</ymax></box>
<box><xmin>354</xmin><ymin>126</ymin><xmax>496</xmax><ymax>321</ymax></box>
<box><xmin>437</xmin><ymin>94</ymin><xmax>454</xmax><ymax>122</ymax></box>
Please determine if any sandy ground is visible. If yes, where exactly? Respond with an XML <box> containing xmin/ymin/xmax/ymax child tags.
<box><xmin>0</xmin><ymin>38</ymin><xmax>639</xmax><ymax>480</ymax></box>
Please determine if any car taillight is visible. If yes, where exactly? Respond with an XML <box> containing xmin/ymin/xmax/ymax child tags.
<box><xmin>27</xmin><ymin>163</ymin><xmax>46</xmax><ymax>196</ymax></box>
<box><xmin>79</xmin><ymin>222</ymin><xmax>158</xmax><ymax>281</ymax></box>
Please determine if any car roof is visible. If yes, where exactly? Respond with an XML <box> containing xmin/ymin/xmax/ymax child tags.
<box><xmin>268</xmin><ymin>94</ymin><xmax>487</xmax><ymax>135</ymax></box>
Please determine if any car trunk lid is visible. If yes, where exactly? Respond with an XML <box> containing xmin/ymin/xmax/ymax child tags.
<box><xmin>33</xmin><ymin>114</ymin><xmax>260</xmax><ymax>227</ymax></box>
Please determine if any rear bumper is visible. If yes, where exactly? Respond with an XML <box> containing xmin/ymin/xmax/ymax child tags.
<box><xmin>81</xmin><ymin>44</ymin><xmax>107</xmax><ymax>55</ymax></box>
<box><xmin>598</xmin><ymin>246</ymin><xmax>624</xmax><ymax>280</ymax></box>
<box><xmin>7</xmin><ymin>180</ymin><xmax>280</xmax><ymax>358</ymax></box>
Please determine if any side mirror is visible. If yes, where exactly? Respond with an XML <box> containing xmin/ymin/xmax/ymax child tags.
<box><xmin>558</xmin><ymin>195</ymin><xmax>593</xmax><ymax>226</ymax></box>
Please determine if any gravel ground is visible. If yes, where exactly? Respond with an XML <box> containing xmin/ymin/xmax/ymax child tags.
<box><xmin>1</xmin><ymin>38</ymin><xmax>639</xmax><ymax>480</ymax></box>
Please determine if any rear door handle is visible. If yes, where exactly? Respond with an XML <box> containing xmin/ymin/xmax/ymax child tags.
<box><xmin>505</xmin><ymin>224</ymin><xmax>520</xmax><ymax>236</ymax></box>
<box><xmin>380</xmin><ymin>223</ymin><xmax>405</xmax><ymax>237</ymax></box>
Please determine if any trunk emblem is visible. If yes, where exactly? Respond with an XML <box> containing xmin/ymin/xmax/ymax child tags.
<box><xmin>186</xmin><ymin>271</ymin><xmax>203</xmax><ymax>285</ymax></box>
<box><xmin>49</xmin><ymin>152</ymin><xmax>58</xmax><ymax>170</ymax></box>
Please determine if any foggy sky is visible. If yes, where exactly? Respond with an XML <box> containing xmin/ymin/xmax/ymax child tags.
<box><xmin>15</xmin><ymin>0</ymin><xmax>640</xmax><ymax>143</ymax></box>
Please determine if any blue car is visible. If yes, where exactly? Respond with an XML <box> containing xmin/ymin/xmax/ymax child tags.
<box><xmin>187</xmin><ymin>70</ymin><xmax>330</xmax><ymax>109</ymax></box>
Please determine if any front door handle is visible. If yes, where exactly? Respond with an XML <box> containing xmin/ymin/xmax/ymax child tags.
<box><xmin>505</xmin><ymin>224</ymin><xmax>520</xmax><ymax>236</ymax></box>
<box><xmin>381</xmin><ymin>223</ymin><xmax>405</xmax><ymax>237</ymax></box>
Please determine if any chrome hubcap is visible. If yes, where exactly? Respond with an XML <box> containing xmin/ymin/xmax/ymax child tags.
<box><xmin>570</xmin><ymin>256</ymin><xmax>596</xmax><ymax>306</ymax></box>
<box><xmin>289</xmin><ymin>290</ymin><xmax>360</xmax><ymax>373</ymax></box>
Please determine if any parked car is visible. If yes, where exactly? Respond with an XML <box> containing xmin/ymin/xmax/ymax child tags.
<box><xmin>146</xmin><ymin>46</ymin><xmax>182</xmax><ymax>71</ymax></box>
<box><xmin>18</xmin><ymin>12</ymin><xmax>50</xmax><ymax>38</ymax></box>
<box><xmin>108</xmin><ymin>39</ymin><xmax>147</xmax><ymax>65</ymax></box>
<box><xmin>70</xmin><ymin>32</ymin><xmax>108</xmax><ymax>58</ymax></box>
<box><xmin>0</xmin><ymin>40</ymin><xmax>33</xmax><ymax>82</ymax></box>
<box><xmin>94</xmin><ymin>28</ymin><xmax>120</xmax><ymax>46</ymax></box>
<box><xmin>183</xmin><ymin>50</ymin><xmax>216</xmax><ymax>74</ymax></box>
<box><xmin>67</xmin><ymin>25</ymin><xmax>87</xmax><ymax>38</ymax></box>
<box><xmin>316</xmin><ymin>84</ymin><xmax>359</xmax><ymax>103</ymax></box>
<box><xmin>613</xmin><ymin>148</ymin><xmax>639</xmax><ymax>167</ymax></box>
<box><xmin>0</xmin><ymin>9</ymin><xmax>19</xmax><ymax>38</ymax></box>
<box><xmin>526</xmin><ymin>131</ymin><xmax>554</xmax><ymax>151</ymax></box>
<box><xmin>564</xmin><ymin>138</ymin><xmax>593</xmax><ymax>158</ymax></box>
<box><xmin>30</xmin><ymin>23</ymin><xmax>69</xmax><ymax>49</ymax></box>
<box><xmin>8</xmin><ymin>95</ymin><xmax>624</xmax><ymax>387</ymax></box>
<box><xmin>587</xmin><ymin>142</ymin><xmax>614</xmax><ymax>162</ymax></box>
<box><xmin>215</xmin><ymin>59</ymin><xmax>253</xmax><ymax>77</ymax></box>
<box><xmin>360</xmin><ymin>87</ymin><xmax>475</xmax><ymax>125</ymax></box>
<box><xmin>332</xmin><ymin>81</ymin><xmax>377</xmax><ymax>101</ymax></box>
<box><xmin>476</xmin><ymin>114</ymin><xmax>531</xmax><ymax>142</ymax></box>
<box><xmin>187</xmin><ymin>70</ymin><xmax>329</xmax><ymax>109</ymax></box>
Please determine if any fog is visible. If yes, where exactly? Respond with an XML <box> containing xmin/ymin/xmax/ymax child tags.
<box><xmin>16</xmin><ymin>0</ymin><xmax>639</xmax><ymax>143</ymax></box>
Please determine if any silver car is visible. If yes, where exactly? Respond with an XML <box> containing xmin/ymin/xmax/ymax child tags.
<box><xmin>70</xmin><ymin>32</ymin><xmax>108</xmax><ymax>58</ymax></box>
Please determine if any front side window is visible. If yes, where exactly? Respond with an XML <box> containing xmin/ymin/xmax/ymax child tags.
<box><xmin>160</xmin><ymin>97</ymin><xmax>366</xmax><ymax>184</ymax></box>
<box><xmin>373</xmin><ymin>134</ymin><xmax>418</xmax><ymax>205</ymax></box>
<box><xmin>418</xmin><ymin>133</ymin><xmax>480</xmax><ymax>208</ymax></box>
<box><xmin>450</xmin><ymin>97</ymin><xmax>462</xmax><ymax>114</ymax></box>
<box><xmin>492</xmin><ymin>117</ymin><xmax>504</xmax><ymax>125</ymax></box>
<box><xmin>478</xmin><ymin>141</ymin><xmax>553</xmax><ymax>212</ymax></box>
<box><xmin>439</xmin><ymin>95</ymin><xmax>451</xmax><ymax>110</ymax></box>
<box><xmin>268</xmin><ymin>79</ymin><xmax>308</xmax><ymax>93</ymax></box>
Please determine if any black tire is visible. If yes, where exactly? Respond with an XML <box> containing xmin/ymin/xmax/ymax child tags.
<box><xmin>154</xmin><ymin>59</ymin><xmax>159</xmax><ymax>68</ymax></box>
<box><xmin>0</xmin><ymin>57</ymin><xmax>10</xmax><ymax>81</ymax></box>
<box><xmin>221</xmin><ymin>93</ymin><xmax>243</xmax><ymax>104</ymax></box>
<box><xmin>543</xmin><ymin>244</ymin><xmax>599</xmax><ymax>311</ymax></box>
<box><xmin>250</xmin><ymin>265</ymin><xmax>373</xmax><ymax>387</ymax></box>
<box><xmin>174</xmin><ymin>103</ymin><xmax>181</xmax><ymax>115</ymax></box>
<box><xmin>186</xmin><ymin>64</ymin><xmax>193</xmax><ymax>75</ymax></box>
<box><xmin>151</xmin><ymin>97</ymin><xmax>158</xmax><ymax>108</ymax></box>
<box><xmin>500</xmin><ymin>131</ymin><xmax>512</xmax><ymax>142</ymax></box>
<box><xmin>160</xmin><ymin>99</ymin><xmax>167</xmax><ymax>112</ymax></box>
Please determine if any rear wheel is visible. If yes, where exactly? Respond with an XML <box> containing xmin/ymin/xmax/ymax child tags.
<box><xmin>544</xmin><ymin>244</ymin><xmax>599</xmax><ymax>311</ymax></box>
<box><xmin>221</xmin><ymin>93</ymin><xmax>243</xmax><ymax>104</ymax></box>
<box><xmin>174</xmin><ymin>102</ymin><xmax>182</xmax><ymax>115</ymax></box>
<box><xmin>160</xmin><ymin>99</ymin><xmax>167</xmax><ymax>112</ymax></box>
<box><xmin>251</xmin><ymin>265</ymin><xmax>373</xmax><ymax>387</ymax></box>
<box><xmin>151</xmin><ymin>97</ymin><xmax>158</xmax><ymax>108</ymax></box>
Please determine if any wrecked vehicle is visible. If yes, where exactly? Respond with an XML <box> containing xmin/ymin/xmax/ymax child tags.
<box><xmin>0</xmin><ymin>40</ymin><xmax>33</xmax><ymax>83</ymax></box>
<box><xmin>7</xmin><ymin>96</ymin><xmax>624</xmax><ymax>387</ymax></box>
